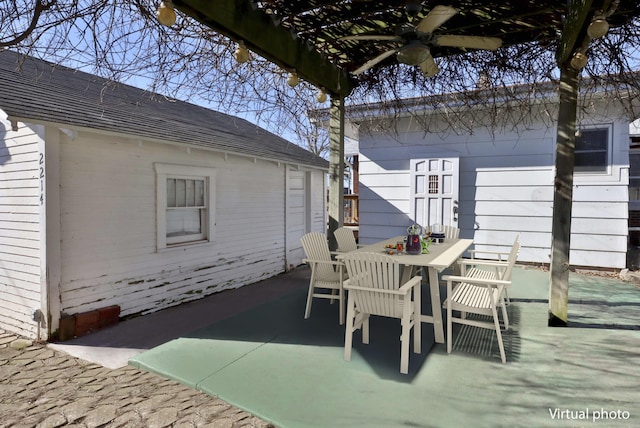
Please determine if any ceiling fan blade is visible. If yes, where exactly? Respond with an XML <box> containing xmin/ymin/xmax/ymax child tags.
<box><xmin>352</xmin><ymin>48</ymin><xmax>399</xmax><ymax>75</ymax></box>
<box><xmin>415</xmin><ymin>5</ymin><xmax>458</xmax><ymax>34</ymax></box>
<box><xmin>419</xmin><ymin>52</ymin><xmax>439</xmax><ymax>77</ymax></box>
<box><xmin>434</xmin><ymin>35</ymin><xmax>503</xmax><ymax>50</ymax></box>
<box><xmin>340</xmin><ymin>35</ymin><xmax>401</xmax><ymax>42</ymax></box>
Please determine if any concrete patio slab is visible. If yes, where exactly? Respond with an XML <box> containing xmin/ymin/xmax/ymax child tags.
<box><xmin>127</xmin><ymin>266</ymin><xmax>639</xmax><ymax>428</ymax></box>
<box><xmin>50</xmin><ymin>265</ymin><xmax>639</xmax><ymax>427</ymax></box>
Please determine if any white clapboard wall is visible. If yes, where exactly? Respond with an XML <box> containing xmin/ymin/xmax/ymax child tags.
<box><xmin>0</xmin><ymin>116</ymin><xmax>43</xmax><ymax>338</ymax></box>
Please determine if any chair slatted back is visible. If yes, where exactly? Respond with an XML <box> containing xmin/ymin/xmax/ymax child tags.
<box><xmin>342</xmin><ymin>252</ymin><xmax>403</xmax><ymax>318</ymax></box>
<box><xmin>334</xmin><ymin>227</ymin><xmax>358</xmax><ymax>252</ymax></box>
<box><xmin>301</xmin><ymin>232</ymin><xmax>337</xmax><ymax>280</ymax></box>
<box><xmin>501</xmin><ymin>235</ymin><xmax>521</xmax><ymax>281</ymax></box>
<box><xmin>444</xmin><ymin>225</ymin><xmax>460</xmax><ymax>239</ymax></box>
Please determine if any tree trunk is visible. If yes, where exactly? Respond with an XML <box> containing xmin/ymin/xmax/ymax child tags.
<box><xmin>548</xmin><ymin>65</ymin><xmax>579</xmax><ymax>327</ymax></box>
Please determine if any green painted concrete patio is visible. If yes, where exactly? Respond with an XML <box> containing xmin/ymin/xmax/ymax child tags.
<box><xmin>129</xmin><ymin>266</ymin><xmax>639</xmax><ymax>428</ymax></box>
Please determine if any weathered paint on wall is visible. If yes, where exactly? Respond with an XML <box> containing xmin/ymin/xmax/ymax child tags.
<box><xmin>1</xmin><ymin>114</ymin><xmax>326</xmax><ymax>340</ymax></box>
<box><xmin>54</xmin><ymin>130</ymin><xmax>321</xmax><ymax>318</ymax></box>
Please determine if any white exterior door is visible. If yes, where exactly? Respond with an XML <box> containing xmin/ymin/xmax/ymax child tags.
<box><xmin>410</xmin><ymin>157</ymin><xmax>459</xmax><ymax>228</ymax></box>
<box><xmin>286</xmin><ymin>169</ymin><xmax>307</xmax><ymax>267</ymax></box>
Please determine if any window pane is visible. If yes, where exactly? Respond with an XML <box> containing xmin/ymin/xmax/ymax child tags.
<box><xmin>576</xmin><ymin>129</ymin><xmax>607</xmax><ymax>151</ymax></box>
<box><xmin>186</xmin><ymin>179</ymin><xmax>195</xmax><ymax>207</ymax></box>
<box><xmin>167</xmin><ymin>179</ymin><xmax>176</xmax><ymax>207</ymax></box>
<box><xmin>574</xmin><ymin>152</ymin><xmax>607</xmax><ymax>172</ymax></box>
<box><xmin>176</xmin><ymin>179</ymin><xmax>186</xmax><ymax>207</ymax></box>
<box><xmin>166</xmin><ymin>208</ymin><xmax>202</xmax><ymax>237</ymax></box>
<box><xmin>157</xmin><ymin>165</ymin><xmax>213</xmax><ymax>249</ymax></box>
<box><xmin>195</xmin><ymin>180</ymin><xmax>205</xmax><ymax>206</ymax></box>
<box><xmin>575</xmin><ymin>128</ymin><xmax>608</xmax><ymax>172</ymax></box>
<box><xmin>630</xmin><ymin>179</ymin><xmax>640</xmax><ymax>201</ymax></box>
<box><xmin>630</xmin><ymin>153</ymin><xmax>640</xmax><ymax>177</ymax></box>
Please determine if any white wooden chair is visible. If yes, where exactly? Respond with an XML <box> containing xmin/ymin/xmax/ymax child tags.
<box><xmin>442</xmin><ymin>235</ymin><xmax>520</xmax><ymax>363</ymax></box>
<box><xmin>333</xmin><ymin>227</ymin><xmax>362</xmax><ymax>253</ymax></box>
<box><xmin>341</xmin><ymin>252</ymin><xmax>422</xmax><ymax>374</ymax></box>
<box><xmin>464</xmin><ymin>234</ymin><xmax>520</xmax><ymax>304</ymax></box>
<box><xmin>301</xmin><ymin>232</ymin><xmax>346</xmax><ymax>325</ymax></box>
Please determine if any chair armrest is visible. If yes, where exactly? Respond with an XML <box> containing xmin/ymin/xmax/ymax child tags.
<box><xmin>458</xmin><ymin>259</ymin><xmax>509</xmax><ymax>269</ymax></box>
<box><xmin>302</xmin><ymin>258</ymin><xmax>344</xmax><ymax>268</ymax></box>
<box><xmin>442</xmin><ymin>274</ymin><xmax>511</xmax><ymax>287</ymax></box>
<box><xmin>469</xmin><ymin>249</ymin><xmax>507</xmax><ymax>260</ymax></box>
<box><xmin>343</xmin><ymin>285</ymin><xmax>411</xmax><ymax>296</ymax></box>
<box><xmin>398</xmin><ymin>275</ymin><xmax>422</xmax><ymax>293</ymax></box>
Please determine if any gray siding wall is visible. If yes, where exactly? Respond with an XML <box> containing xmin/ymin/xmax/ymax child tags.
<box><xmin>358</xmin><ymin>101</ymin><xmax>630</xmax><ymax>269</ymax></box>
<box><xmin>0</xmin><ymin>114</ymin><xmax>42</xmax><ymax>338</ymax></box>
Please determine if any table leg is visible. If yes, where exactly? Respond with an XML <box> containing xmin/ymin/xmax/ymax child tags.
<box><xmin>420</xmin><ymin>267</ymin><xmax>444</xmax><ymax>344</ymax></box>
<box><xmin>400</xmin><ymin>265</ymin><xmax>411</xmax><ymax>285</ymax></box>
<box><xmin>413</xmin><ymin>280</ymin><xmax>421</xmax><ymax>354</ymax></box>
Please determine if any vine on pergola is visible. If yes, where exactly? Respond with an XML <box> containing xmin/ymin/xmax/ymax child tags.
<box><xmin>1</xmin><ymin>1</ymin><xmax>639</xmax><ymax>156</ymax></box>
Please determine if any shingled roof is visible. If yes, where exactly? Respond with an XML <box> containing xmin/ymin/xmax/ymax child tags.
<box><xmin>0</xmin><ymin>50</ymin><xmax>328</xmax><ymax>170</ymax></box>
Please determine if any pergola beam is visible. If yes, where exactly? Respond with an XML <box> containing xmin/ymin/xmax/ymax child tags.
<box><xmin>327</xmin><ymin>96</ymin><xmax>345</xmax><ymax>251</ymax></box>
<box><xmin>174</xmin><ymin>0</ymin><xmax>354</xmax><ymax>97</ymax></box>
<box><xmin>556</xmin><ymin>0</ymin><xmax>595</xmax><ymax>64</ymax></box>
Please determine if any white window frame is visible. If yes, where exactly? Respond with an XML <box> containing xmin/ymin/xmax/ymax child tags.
<box><xmin>155</xmin><ymin>163</ymin><xmax>216</xmax><ymax>250</ymax></box>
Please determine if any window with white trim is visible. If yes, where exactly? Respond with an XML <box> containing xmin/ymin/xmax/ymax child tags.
<box><xmin>155</xmin><ymin>164</ymin><xmax>216</xmax><ymax>249</ymax></box>
<box><xmin>574</xmin><ymin>126</ymin><xmax>611</xmax><ymax>173</ymax></box>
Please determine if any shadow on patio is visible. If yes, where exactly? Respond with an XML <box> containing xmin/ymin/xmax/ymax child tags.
<box><xmin>123</xmin><ymin>266</ymin><xmax>639</xmax><ymax>428</ymax></box>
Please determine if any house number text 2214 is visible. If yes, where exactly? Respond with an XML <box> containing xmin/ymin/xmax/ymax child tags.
<box><xmin>39</xmin><ymin>152</ymin><xmax>44</xmax><ymax>205</ymax></box>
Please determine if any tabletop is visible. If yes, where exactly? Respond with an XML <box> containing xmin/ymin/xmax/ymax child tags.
<box><xmin>356</xmin><ymin>236</ymin><xmax>474</xmax><ymax>271</ymax></box>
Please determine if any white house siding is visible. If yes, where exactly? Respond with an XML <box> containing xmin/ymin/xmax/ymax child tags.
<box><xmin>357</xmin><ymin>100</ymin><xmax>630</xmax><ymax>269</ymax></box>
<box><xmin>0</xmin><ymin>114</ymin><xmax>42</xmax><ymax>338</ymax></box>
<box><xmin>56</xmin><ymin>130</ymin><xmax>297</xmax><ymax>318</ymax></box>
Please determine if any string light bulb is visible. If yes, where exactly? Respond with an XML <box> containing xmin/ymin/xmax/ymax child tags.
<box><xmin>157</xmin><ymin>1</ymin><xmax>177</xmax><ymax>27</ymax></box>
<box><xmin>234</xmin><ymin>41</ymin><xmax>250</xmax><ymax>63</ymax></box>
<box><xmin>570</xmin><ymin>51</ymin><xmax>588</xmax><ymax>70</ymax></box>
<box><xmin>287</xmin><ymin>72</ymin><xmax>299</xmax><ymax>87</ymax></box>
<box><xmin>587</xmin><ymin>10</ymin><xmax>609</xmax><ymax>39</ymax></box>
<box><xmin>316</xmin><ymin>89</ymin><xmax>328</xmax><ymax>103</ymax></box>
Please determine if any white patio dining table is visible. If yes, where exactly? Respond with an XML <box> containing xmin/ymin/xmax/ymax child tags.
<box><xmin>339</xmin><ymin>236</ymin><xmax>473</xmax><ymax>344</ymax></box>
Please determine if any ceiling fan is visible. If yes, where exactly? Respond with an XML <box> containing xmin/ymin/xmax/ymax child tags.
<box><xmin>341</xmin><ymin>4</ymin><xmax>502</xmax><ymax>77</ymax></box>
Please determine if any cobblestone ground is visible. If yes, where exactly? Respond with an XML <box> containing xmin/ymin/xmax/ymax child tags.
<box><xmin>0</xmin><ymin>331</ymin><xmax>273</xmax><ymax>428</ymax></box>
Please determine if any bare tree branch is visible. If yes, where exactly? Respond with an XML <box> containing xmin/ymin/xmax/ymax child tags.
<box><xmin>1</xmin><ymin>1</ymin><xmax>639</xmax><ymax>157</ymax></box>
<box><xmin>0</xmin><ymin>0</ymin><xmax>57</xmax><ymax>47</ymax></box>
